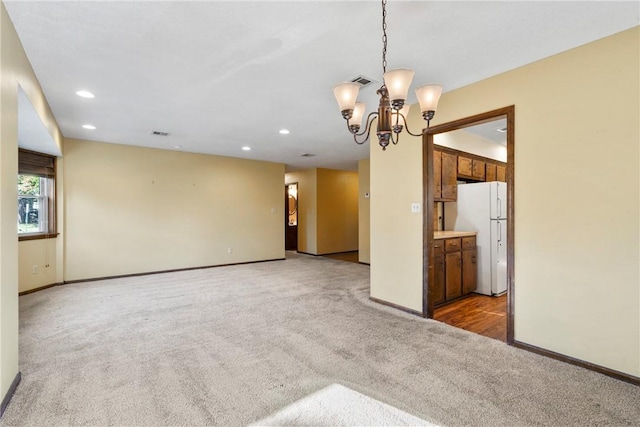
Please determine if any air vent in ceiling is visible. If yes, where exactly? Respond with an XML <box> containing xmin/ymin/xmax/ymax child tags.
<box><xmin>301</xmin><ymin>153</ymin><xmax>316</xmax><ymax>157</ymax></box>
<box><xmin>151</xmin><ymin>130</ymin><xmax>171</xmax><ymax>137</ymax></box>
<box><xmin>350</xmin><ymin>75</ymin><xmax>376</xmax><ymax>88</ymax></box>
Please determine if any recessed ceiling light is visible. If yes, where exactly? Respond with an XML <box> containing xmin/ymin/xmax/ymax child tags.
<box><xmin>496</xmin><ymin>127</ymin><xmax>507</xmax><ymax>133</ymax></box>
<box><xmin>82</xmin><ymin>124</ymin><xmax>96</xmax><ymax>130</ymax></box>
<box><xmin>279</xmin><ymin>129</ymin><xmax>290</xmax><ymax>135</ymax></box>
<box><xmin>242</xmin><ymin>146</ymin><xmax>251</xmax><ymax>151</ymax></box>
<box><xmin>173</xmin><ymin>145</ymin><xmax>182</xmax><ymax>149</ymax></box>
<box><xmin>76</xmin><ymin>90</ymin><xmax>95</xmax><ymax>98</ymax></box>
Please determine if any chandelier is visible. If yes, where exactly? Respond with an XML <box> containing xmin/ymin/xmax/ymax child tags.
<box><xmin>333</xmin><ymin>0</ymin><xmax>442</xmax><ymax>150</ymax></box>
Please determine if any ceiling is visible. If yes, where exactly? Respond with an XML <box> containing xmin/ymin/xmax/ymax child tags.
<box><xmin>5</xmin><ymin>1</ymin><xmax>639</xmax><ymax>171</ymax></box>
<box><xmin>464</xmin><ymin>119</ymin><xmax>507</xmax><ymax>146</ymax></box>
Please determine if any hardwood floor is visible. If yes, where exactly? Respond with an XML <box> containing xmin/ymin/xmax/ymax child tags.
<box><xmin>434</xmin><ymin>293</ymin><xmax>507</xmax><ymax>342</ymax></box>
<box><xmin>322</xmin><ymin>251</ymin><xmax>359</xmax><ymax>263</ymax></box>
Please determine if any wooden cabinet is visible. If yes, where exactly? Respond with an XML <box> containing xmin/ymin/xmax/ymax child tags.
<box><xmin>462</xmin><ymin>248</ymin><xmax>477</xmax><ymax>294</ymax></box>
<box><xmin>461</xmin><ymin>236</ymin><xmax>477</xmax><ymax>294</ymax></box>
<box><xmin>472</xmin><ymin>159</ymin><xmax>485</xmax><ymax>180</ymax></box>
<box><xmin>457</xmin><ymin>156</ymin><xmax>473</xmax><ymax>178</ymax></box>
<box><xmin>486</xmin><ymin>163</ymin><xmax>497</xmax><ymax>181</ymax></box>
<box><xmin>441</xmin><ymin>152</ymin><xmax>457</xmax><ymax>201</ymax></box>
<box><xmin>458</xmin><ymin>156</ymin><xmax>486</xmax><ymax>181</ymax></box>
<box><xmin>445</xmin><ymin>238</ymin><xmax>462</xmax><ymax>300</ymax></box>
<box><xmin>433</xmin><ymin>240</ymin><xmax>445</xmax><ymax>305</ymax></box>
<box><xmin>434</xmin><ymin>149</ymin><xmax>457</xmax><ymax>202</ymax></box>
<box><xmin>433</xmin><ymin>150</ymin><xmax>442</xmax><ymax>199</ymax></box>
<box><xmin>496</xmin><ymin>164</ymin><xmax>506</xmax><ymax>182</ymax></box>
<box><xmin>433</xmin><ymin>146</ymin><xmax>506</xmax><ymax>196</ymax></box>
<box><xmin>445</xmin><ymin>251</ymin><xmax>462</xmax><ymax>300</ymax></box>
<box><xmin>434</xmin><ymin>235</ymin><xmax>477</xmax><ymax>306</ymax></box>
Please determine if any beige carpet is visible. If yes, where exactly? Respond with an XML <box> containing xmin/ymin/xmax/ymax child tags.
<box><xmin>2</xmin><ymin>252</ymin><xmax>639</xmax><ymax>426</ymax></box>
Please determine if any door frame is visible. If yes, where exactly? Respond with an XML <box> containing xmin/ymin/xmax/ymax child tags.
<box><xmin>285</xmin><ymin>182</ymin><xmax>299</xmax><ymax>251</ymax></box>
<box><xmin>422</xmin><ymin>105</ymin><xmax>515</xmax><ymax>344</ymax></box>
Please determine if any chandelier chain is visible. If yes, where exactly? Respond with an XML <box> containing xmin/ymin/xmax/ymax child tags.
<box><xmin>382</xmin><ymin>0</ymin><xmax>387</xmax><ymax>73</ymax></box>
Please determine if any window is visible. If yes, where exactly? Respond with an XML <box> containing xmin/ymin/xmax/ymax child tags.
<box><xmin>18</xmin><ymin>149</ymin><xmax>56</xmax><ymax>240</ymax></box>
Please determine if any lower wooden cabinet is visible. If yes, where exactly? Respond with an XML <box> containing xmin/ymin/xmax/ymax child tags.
<box><xmin>445</xmin><ymin>251</ymin><xmax>462</xmax><ymax>300</ymax></box>
<box><xmin>433</xmin><ymin>254</ymin><xmax>445</xmax><ymax>305</ymax></box>
<box><xmin>434</xmin><ymin>235</ymin><xmax>477</xmax><ymax>306</ymax></box>
<box><xmin>462</xmin><ymin>248</ymin><xmax>478</xmax><ymax>295</ymax></box>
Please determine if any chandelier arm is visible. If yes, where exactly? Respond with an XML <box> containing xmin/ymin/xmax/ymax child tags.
<box><xmin>352</xmin><ymin>112</ymin><xmax>379</xmax><ymax>144</ymax></box>
<box><xmin>353</xmin><ymin>133</ymin><xmax>369</xmax><ymax>145</ymax></box>
<box><xmin>348</xmin><ymin>112</ymin><xmax>379</xmax><ymax>138</ymax></box>
<box><xmin>399</xmin><ymin>113</ymin><xmax>425</xmax><ymax>137</ymax></box>
<box><xmin>391</xmin><ymin>131</ymin><xmax>400</xmax><ymax>145</ymax></box>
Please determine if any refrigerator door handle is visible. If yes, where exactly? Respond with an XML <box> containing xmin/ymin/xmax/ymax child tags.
<box><xmin>497</xmin><ymin>220</ymin><xmax>502</xmax><ymax>242</ymax></box>
<box><xmin>497</xmin><ymin>197</ymin><xmax>502</xmax><ymax>219</ymax></box>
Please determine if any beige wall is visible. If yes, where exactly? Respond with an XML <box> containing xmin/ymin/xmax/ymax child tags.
<box><xmin>358</xmin><ymin>159</ymin><xmax>370</xmax><ymax>264</ymax></box>
<box><xmin>317</xmin><ymin>168</ymin><xmax>358</xmax><ymax>255</ymax></box>
<box><xmin>63</xmin><ymin>139</ymin><xmax>285</xmax><ymax>281</ymax></box>
<box><xmin>370</xmin><ymin>122</ymin><xmax>424</xmax><ymax>312</ymax></box>
<box><xmin>18</xmin><ymin>239</ymin><xmax>57</xmax><ymax>293</ymax></box>
<box><xmin>0</xmin><ymin>1</ymin><xmax>63</xmax><ymax>399</ymax></box>
<box><xmin>286</xmin><ymin>169</ymin><xmax>317</xmax><ymax>254</ymax></box>
<box><xmin>372</xmin><ymin>27</ymin><xmax>639</xmax><ymax>376</ymax></box>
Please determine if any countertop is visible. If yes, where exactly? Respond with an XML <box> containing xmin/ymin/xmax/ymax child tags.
<box><xmin>434</xmin><ymin>230</ymin><xmax>477</xmax><ymax>240</ymax></box>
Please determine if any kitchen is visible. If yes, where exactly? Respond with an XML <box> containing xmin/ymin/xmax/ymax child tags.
<box><xmin>426</xmin><ymin>110</ymin><xmax>512</xmax><ymax>342</ymax></box>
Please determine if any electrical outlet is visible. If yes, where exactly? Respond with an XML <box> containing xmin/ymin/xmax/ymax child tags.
<box><xmin>271</xmin><ymin>208</ymin><xmax>277</xmax><ymax>214</ymax></box>
<box><xmin>411</xmin><ymin>203</ymin><xmax>421</xmax><ymax>213</ymax></box>
<box><xmin>227</xmin><ymin>247</ymin><xmax>233</xmax><ymax>254</ymax></box>
<box><xmin>32</xmin><ymin>265</ymin><xmax>38</xmax><ymax>274</ymax></box>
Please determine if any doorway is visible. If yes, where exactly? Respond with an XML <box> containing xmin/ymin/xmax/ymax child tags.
<box><xmin>423</xmin><ymin>106</ymin><xmax>515</xmax><ymax>344</ymax></box>
<box><xmin>285</xmin><ymin>183</ymin><xmax>298</xmax><ymax>251</ymax></box>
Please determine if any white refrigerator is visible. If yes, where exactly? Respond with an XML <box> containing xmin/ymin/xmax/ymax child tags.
<box><xmin>444</xmin><ymin>182</ymin><xmax>507</xmax><ymax>296</ymax></box>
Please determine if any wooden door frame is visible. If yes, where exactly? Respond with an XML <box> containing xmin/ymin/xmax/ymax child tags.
<box><xmin>422</xmin><ymin>105</ymin><xmax>515</xmax><ymax>344</ymax></box>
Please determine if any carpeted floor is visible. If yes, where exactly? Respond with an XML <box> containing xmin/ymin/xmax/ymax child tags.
<box><xmin>2</xmin><ymin>252</ymin><xmax>639</xmax><ymax>426</ymax></box>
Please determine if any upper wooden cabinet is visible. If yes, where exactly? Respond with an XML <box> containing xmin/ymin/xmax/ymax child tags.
<box><xmin>433</xmin><ymin>150</ymin><xmax>442</xmax><ymax>200</ymax></box>
<box><xmin>434</xmin><ymin>149</ymin><xmax>457</xmax><ymax>202</ymax></box>
<box><xmin>440</xmin><ymin>151</ymin><xmax>457</xmax><ymax>201</ymax></box>
<box><xmin>486</xmin><ymin>163</ymin><xmax>497</xmax><ymax>181</ymax></box>
<box><xmin>496</xmin><ymin>164</ymin><xmax>506</xmax><ymax>182</ymax></box>
<box><xmin>432</xmin><ymin>146</ymin><xmax>506</xmax><ymax>198</ymax></box>
<box><xmin>472</xmin><ymin>159</ymin><xmax>485</xmax><ymax>180</ymax></box>
<box><xmin>458</xmin><ymin>155</ymin><xmax>486</xmax><ymax>181</ymax></box>
<box><xmin>457</xmin><ymin>156</ymin><xmax>473</xmax><ymax>178</ymax></box>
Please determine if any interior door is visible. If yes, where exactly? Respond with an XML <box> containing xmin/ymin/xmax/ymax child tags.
<box><xmin>285</xmin><ymin>183</ymin><xmax>298</xmax><ymax>251</ymax></box>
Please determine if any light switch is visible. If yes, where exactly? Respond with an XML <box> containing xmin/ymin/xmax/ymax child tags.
<box><xmin>411</xmin><ymin>202</ymin><xmax>421</xmax><ymax>213</ymax></box>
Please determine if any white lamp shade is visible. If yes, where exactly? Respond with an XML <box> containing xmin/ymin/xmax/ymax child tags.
<box><xmin>394</xmin><ymin>105</ymin><xmax>411</xmax><ymax>124</ymax></box>
<box><xmin>383</xmin><ymin>69</ymin><xmax>415</xmax><ymax>102</ymax></box>
<box><xmin>348</xmin><ymin>103</ymin><xmax>366</xmax><ymax>127</ymax></box>
<box><xmin>415</xmin><ymin>84</ymin><xmax>443</xmax><ymax>112</ymax></box>
<box><xmin>333</xmin><ymin>82</ymin><xmax>360</xmax><ymax>112</ymax></box>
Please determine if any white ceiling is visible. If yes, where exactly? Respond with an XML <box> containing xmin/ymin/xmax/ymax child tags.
<box><xmin>5</xmin><ymin>1</ymin><xmax>639</xmax><ymax>171</ymax></box>
<box><xmin>464</xmin><ymin>119</ymin><xmax>507</xmax><ymax>146</ymax></box>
